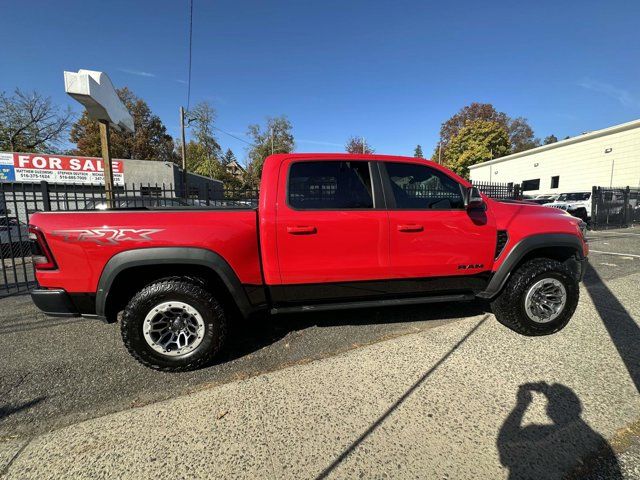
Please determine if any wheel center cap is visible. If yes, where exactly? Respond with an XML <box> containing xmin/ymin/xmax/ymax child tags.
<box><xmin>171</xmin><ymin>318</ymin><xmax>186</xmax><ymax>331</ymax></box>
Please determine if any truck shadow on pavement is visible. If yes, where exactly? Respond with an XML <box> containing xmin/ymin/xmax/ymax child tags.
<box><xmin>0</xmin><ymin>397</ymin><xmax>46</xmax><ymax>422</ymax></box>
<box><xmin>583</xmin><ymin>264</ymin><xmax>639</xmax><ymax>392</ymax></box>
<box><xmin>221</xmin><ymin>300</ymin><xmax>490</xmax><ymax>365</ymax></box>
<box><xmin>497</xmin><ymin>383</ymin><xmax>622</xmax><ymax>479</ymax></box>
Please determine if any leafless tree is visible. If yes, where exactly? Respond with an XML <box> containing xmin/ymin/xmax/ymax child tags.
<box><xmin>0</xmin><ymin>89</ymin><xmax>74</xmax><ymax>152</ymax></box>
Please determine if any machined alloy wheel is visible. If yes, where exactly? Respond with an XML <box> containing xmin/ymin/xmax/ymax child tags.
<box><xmin>524</xmin><ymin>278</ymin><xmax>567</xmax><ymax>323</ymax></box>
<box><xmin>143</xmin><ymin>301</ymin><xmax>205</xmax><ymax>356</ymax></box>
<box><xmin>490</xmin><ymin>258</ymin><xmax>579</xmax><ymax>336</ymax></box>
<box><xmin>121</xmin><ymin>278</ymin><xmax>227</xmax><ymax>371</ymax></box>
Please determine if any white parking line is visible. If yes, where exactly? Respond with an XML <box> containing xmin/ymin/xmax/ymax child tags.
<box><xmin>588</xmin><ymin>231</ymin><xmax>640</xmax><ymax>237</ymax></box>
<box><xmin>589</xmin><ymin>250</ymin><xmax>640</xmax><ymax>258</ymax></box>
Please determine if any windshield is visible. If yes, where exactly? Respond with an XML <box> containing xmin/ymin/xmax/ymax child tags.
<box><xmin>558</xmin><ymin>192</ymin><xmax>590</xmax><ymax>201</ymax></box>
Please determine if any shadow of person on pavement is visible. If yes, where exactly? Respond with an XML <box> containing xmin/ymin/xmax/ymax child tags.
<box><xmin>497</xmin><ymin>382</ymin><xmax>621</xmax><ymax>480</ymax></box>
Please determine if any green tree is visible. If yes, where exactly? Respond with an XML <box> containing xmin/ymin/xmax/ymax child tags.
<box><xmin>345</xmin><ymin>136</ymin><xmax>374</xmax><ymax>154</ymax></box>
<box><xmin>413</xmin><ymin>144</ymin><xmax>424</xmax><ymax>158</ymax></box>
<box><xmin>187</xmin><ymin>102</ymin><xmax>222</xmax><ymax>160</ymax></box>
<box><xmin>509</xmin><ymin>117</ymin><xmax>540</xmax><ymax>153</ymax></box>
<box><xmin>183</xmin><ymin>101</ymin><xmax>223</xmax><ymax>176</ymax></box>
<box><xmin>0</xmin><ymin>89</ymin><xmax>73</xmax><ymax>152</ymax></box>
<box><xmin>70</xmin><ymin>87</ymin><xmax>176</xmax><ymax>161</ymax></box>
<box><xmin>543</xmin><ymin>134</ymin><xmax>558</xmax><ymax>145</ymax></box>
<box><xmin>433</xmin><ymin>102</ymin><xmax>538</xmax><ymax>160</ymax></box>
<box><xmin>246</xmin><ymin>116</ymin><xmax>294</xmax><ymax>185</ymax></box>
<box><xmin>437</xmin><ymin>103</ymin><xmax>508</xmax><ymax>150</ymax></box>
<box><xmin>444</xmin><ymin>120</ymin><xmax>510</xmax><ymax>178</ymax></box>
<box><xmin>175</xmin><ymin>102</ymin><xmax>242</xmax><ymax>187</ymax></box>
<box><xmin>222</xmin><ymin>148</ymin><xmax>237</xmax><ymax>165</ymax></box>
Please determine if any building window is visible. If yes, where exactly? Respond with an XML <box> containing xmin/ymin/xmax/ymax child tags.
<box><xmin>522</xmin><ymin>179</ymin><xmax>540</xmax><ymax>191</ymax></box>
<box><xmin>550</xmin><ymin>176</ymin><xmax>560</xmax><ymax>189</ymax></box>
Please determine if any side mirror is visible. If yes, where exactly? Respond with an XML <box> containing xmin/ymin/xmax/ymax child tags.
<box><xmin>465</xmin><ymin>186</ymin><xmax>484</xmax><ymax>209</ymax></box>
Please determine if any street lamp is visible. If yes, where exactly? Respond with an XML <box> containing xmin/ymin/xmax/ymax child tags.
<box><xmin>64</xmin><ymin>69</ymin><xmax>134</xmax><ymax>208</ymax></box>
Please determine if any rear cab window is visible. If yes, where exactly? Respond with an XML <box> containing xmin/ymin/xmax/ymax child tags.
<box><xmin>288</xmin><ymin>161</ymin><xmax>374</xmax><ymax>209</ymax></box>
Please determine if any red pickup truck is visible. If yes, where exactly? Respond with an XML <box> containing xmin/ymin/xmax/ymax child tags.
<box><xmin>29</xmin><ymin>154</ymin><xmax>588</xmax><ymax>371</ymax></box>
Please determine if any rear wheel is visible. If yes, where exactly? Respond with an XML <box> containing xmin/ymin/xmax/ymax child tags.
<box><xmin>121</xmin><ymin>278</ymin><xmax>227</xmax><ymax>371</ymax></box>
<box><xmin>491</xmin><ymin>258</ymin><xmax>579</xmax><ymax>336</ymax></box>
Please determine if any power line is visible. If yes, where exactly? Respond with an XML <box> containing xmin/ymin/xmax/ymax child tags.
<box><xmin>186</xmin><ymin>0</ymin><xmax>194</xmax><ymax>109</ymax></box>
<box><xmin>211</xmin><ymin>125</ymin><xmax>257</xmax><ymax>147</ymax></box>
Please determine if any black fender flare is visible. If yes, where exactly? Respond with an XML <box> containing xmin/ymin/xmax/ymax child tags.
<box><xmin>477</xmin><ymin>233</ymin><xmax>585</xmax><ymax>299</ymax></box>
<box><xmin>95</xmin><ymin>247</ymin><xmax>254</xmax><ymax>319</ymax></box>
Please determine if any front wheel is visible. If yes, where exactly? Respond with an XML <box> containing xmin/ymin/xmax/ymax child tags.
<box><xmin>121</xmin><ymin>278</ymin><xmax>227</xmax><ymax>371</ymax></box>
<box><xmin>491</xmin><ymin>258</ymin><xmax>579</xmax><ymax>336</ymax></box>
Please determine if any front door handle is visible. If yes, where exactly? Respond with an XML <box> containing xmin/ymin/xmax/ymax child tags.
<box><xmin>287</xmin><ymin>225</ymin><xmax>317</xmax><ymax>235</ymax></box>
<box><xmin>397</xmin><ymin>224</ymin><xmax>424</xmax><ymax>233</ymax></box>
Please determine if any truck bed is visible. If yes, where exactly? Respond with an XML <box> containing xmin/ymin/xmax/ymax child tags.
<box><xmin>31</xmin><ymin>209</ymin><xmax>263</xmax><ymax>293</ymax></box>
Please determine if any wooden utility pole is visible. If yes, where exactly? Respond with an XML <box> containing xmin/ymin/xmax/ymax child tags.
<box><xmin>98</xmin><ymin>120</ymin><xmax>115</xmax><ymax>208</ymax></box>
<box><xmin>271</xmin><ymin>126</ymin><xmax>275</xmax><ymax>155</ymax></box>
<box><xmin>180</xmin><ymin>106</ymin><xmax>188</xmax><ymax>198</ymax></box>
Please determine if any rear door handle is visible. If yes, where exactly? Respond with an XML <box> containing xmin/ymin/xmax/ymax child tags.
<box><xmin>397</xmin><ymin>224</ymin><xmax>424</xmax><ymax>232</ymax></box>
<box><xmin>287</xmin><ymin>225</ymin><xmax>317</xmax><ymax>235</ymax></box>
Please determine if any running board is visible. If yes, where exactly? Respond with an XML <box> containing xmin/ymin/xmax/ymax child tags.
<box><xmin>270</xmin><ymin>293</ymin><xmax>475</xmax><ymax>315</ymax></box>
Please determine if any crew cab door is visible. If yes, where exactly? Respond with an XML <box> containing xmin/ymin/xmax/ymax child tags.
<box><xmin>380</xmin><ymin>161</ymin><xmax>496</xmax><ymax>294</ymax></box>
<box><xmin>274</xmin><ymin>159</ymin><xmax>389</xmax><ymax>304</ymax></box>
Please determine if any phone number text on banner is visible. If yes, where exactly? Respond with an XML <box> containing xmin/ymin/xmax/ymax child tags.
<box><xmin>0</xmin><ymin>152</ymin><xmax>125</xmax><ymax>185</ymax></box>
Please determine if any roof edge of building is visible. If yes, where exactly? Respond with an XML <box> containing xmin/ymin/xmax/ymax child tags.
<box><xmin>468</xmin><ymin>117</ymin><xmax>640</xmax><ymax>170</ymax></box>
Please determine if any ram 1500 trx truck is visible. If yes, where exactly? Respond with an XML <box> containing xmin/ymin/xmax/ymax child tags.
<box><xmin>29</xmin><ymin>154</ymin><xmax>588</xmax><ymax>371</ymax></box>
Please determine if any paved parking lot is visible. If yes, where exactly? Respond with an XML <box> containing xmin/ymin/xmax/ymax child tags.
<box><xmin>0</xmin><ymin>228</ymin><xmax>639</xmax><ymax>478</ymax></box>
<box><xmin>0</xmin><ymin>284</ymin><xmax>477</xmax><ymax>439</ymax></box>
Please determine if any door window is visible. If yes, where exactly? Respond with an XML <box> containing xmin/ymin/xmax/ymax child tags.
<box><xmin>384</xmin><ymin>162</ymin><xmax>464</xmax><ymax>209</ymax></box>
<box><xmin>288</xmin><ymin>161</ymin><xmax>373</xmax><ymax>209</ymax></box>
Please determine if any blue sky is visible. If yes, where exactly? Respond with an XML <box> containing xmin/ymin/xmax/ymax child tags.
<box><xmin>1</xmin><ymin>0</ymin><xmax>638</xmax><ymax>163</ymax></box>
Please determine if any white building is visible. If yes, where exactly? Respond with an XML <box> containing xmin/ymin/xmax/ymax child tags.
<box><xmin>469</xmin><ymin>119</ymin><xmax>640</xmax><ymax>195</ymax></box>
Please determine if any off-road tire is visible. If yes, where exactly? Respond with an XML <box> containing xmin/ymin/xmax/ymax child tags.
<box><xmin>571</xmin><ymin>207</ymin><xmax>589</xmax><ymax>222</ymax></box>
<box><xmin>491</xmin><ymin>258</ymin><xmax>579</xmax><ymax>336</ymax></box>
<box><xmin>121</xmin><ymin>277</ymin><xmax>227</xmax><ymax>372</ymax></box>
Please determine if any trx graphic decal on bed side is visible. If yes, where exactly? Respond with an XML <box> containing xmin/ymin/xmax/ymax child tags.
<box><xmin>51</xmin><ymin>229</ymin><xmax>163</xmax><ymax>245</ymax></box>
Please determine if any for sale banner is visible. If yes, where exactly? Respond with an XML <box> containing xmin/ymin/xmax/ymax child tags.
<box><xmin>0</xmin><ymin>152</ymin><xmax>124</xmax><ymax>185</ymax></box>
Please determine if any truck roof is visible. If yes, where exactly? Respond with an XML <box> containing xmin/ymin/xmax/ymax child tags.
<box><xmin>264</xmin><ymin>153</ymin><xmax>471</xmax><ymax>187</ymax></box>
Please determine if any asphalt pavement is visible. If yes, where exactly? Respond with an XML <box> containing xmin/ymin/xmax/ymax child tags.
<box><xmin>0</xmin><ymin>227</ymin><xmax>639</xmax><ymax>478</ymax></box>
<box><xmin>0</xmin><ymin>280</ymin><xmax>476</xmax><ymax>439</ymax></box>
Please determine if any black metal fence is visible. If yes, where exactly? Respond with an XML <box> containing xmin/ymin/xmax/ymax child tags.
<box><xmin>472</xmin><ymin>181</ymin><xmax>522</xmax><ymax>200</ymax></box>
<box><xmin>591</xmin><ymin>186</ymin><xmax>640</xmax><ymax>230</ymax></box>
<box><xmin>0</xmin><ymin>181</ymin><xmax>259</xmax><ymax>296</ymax></box>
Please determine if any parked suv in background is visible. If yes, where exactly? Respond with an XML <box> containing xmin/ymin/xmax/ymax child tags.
<box><xmin>547</xmin><ymin>192</ymin><xmax>592</xmax><ymax>221</ymax></box>
<box><xmin>531</xmin><ymin>194</ymin><xmax>559</xmax><ymax>205</ymax></box>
